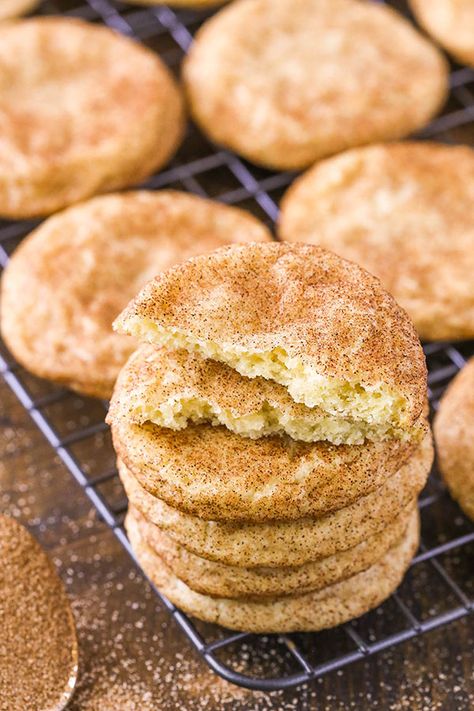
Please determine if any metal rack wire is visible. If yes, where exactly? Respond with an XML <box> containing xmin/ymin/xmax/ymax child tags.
<box><xmin>0</xmin><ymin>0</ymin><xmax>473</xmax><ymax>692</ymax></box>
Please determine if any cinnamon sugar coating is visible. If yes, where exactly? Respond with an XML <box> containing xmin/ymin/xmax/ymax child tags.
<box><xmin>183</xmin><ymin>0</ymin><xmax>448</xmax><ymax>169</ymax></box>
<box><xmin>0</xmin><ymin>191</ymin><xmax>270</xmax><ymax>398</ymax></box>
<box><xmin>0</xmin><ymin>515</ymin><xmax>78</xmax><ymax>711</ymax></box>
<box><xmin>109</xmin><ymin>409</ymin><xmax>427</xmax><ymax>522</ymax></box>
<box><xmin>117</xmin><ymin>431</ymin><xmax>432</xmax><ymax>567</ymax></box>
<box><xmin>434</xmin><ymin>358</ymin><xmax>474</xmax><ymax>521</ymax></box>
<box><xmin>126</xmin><ymin>508</ymin><xmax>419</xmax><ymax>633</ymax></box>
<box><xmin>116</xmin><ymin>243</ymin><xmax>427</xmax><ymax>431</ymax></box>
<box><xmin>128</xmin><ymin>503</ymin><xmax>414</xmax><ymax>598</ymax></box>
<box><xmin>0</xmin><ymin>18</ymin><xmax>185</xmax><ymax>217</ymax></box>
<box><xmin>108</xmin><ymin>343</ymin><xmax>426</xmax><ymax>444</ymax></box>
<box><xmin>279</xmin><ymin>142</ymin><xmax>474</xmax><ymax>341</ymax></box>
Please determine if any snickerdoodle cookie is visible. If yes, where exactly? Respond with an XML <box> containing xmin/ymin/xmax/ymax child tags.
<box><xmin>279</xmin><ymin>142</ymin><xmax>474</xmax><ymax>341</ymax></box>
<box><xmin>128</xmin><ymin>503</ymin><xmax>414</xmax><ymax>598</ymax></box>
<box><xmin>110</xmin><ymin>408</ymin><xmax>427</xmax><ymax>522</ymax></box>
<box><xmin>109</xmin><ymin>344</ymin><xmax>425</xmax><ymax>444</ymax></box>
<box><xmin>115</xmin><ymin>243</ymin><xmax>427</xmax><ymax>436</ymax></box>
<box><xmin>118</xmin><ymin>430</ymin><xmax>432</xmax><ymax>566</ymax></box>
<box><xmin>126</xmin><ymin>507</ymin><xmax>419</xmax><ymax>632</ymax></box>
<box><xmin>0</xmin><ymin>17</ymin><xmax>185</xmax><ymax>218</ymax></box>
<box><xmin>0</xmin><ymin>191</ymin><xmax>270</xmax><ymax>398</ymax></box>
<box><xmin>183</xmin><ymin>0</ymin><xmax>448</xmax><ymax>169</ymax></box>
<box><xmin>434</xmin><ymin>358</ymin><xmax>474</xmax><ymax>521</ymax></box>
<box><xmin>0</xmin><ymin>0</ymin><xmax>38</xmax><ymax>19</ymax></box>
<box><xmin>410</xmin><ymin>0</ymin><xmax>474</xmax><ymax>67</ymax></box>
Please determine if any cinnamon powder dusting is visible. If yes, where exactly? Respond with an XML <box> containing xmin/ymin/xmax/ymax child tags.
<box><xmin>0</xmin><ymin>515</ymin><xmax>78</xmax><ymax>711</ymax></box>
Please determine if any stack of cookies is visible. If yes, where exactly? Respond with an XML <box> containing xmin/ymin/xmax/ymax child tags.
<box><xmin>107</xmin><ymin>243</ymin><xmax>433</xmax><ymax>633</ymax></box>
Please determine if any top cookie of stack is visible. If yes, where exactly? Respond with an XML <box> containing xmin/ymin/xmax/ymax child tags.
<box><xmin>114</xmin><ymin>242</ymin><xmax>427</xmax><ymax>446</ymax></box>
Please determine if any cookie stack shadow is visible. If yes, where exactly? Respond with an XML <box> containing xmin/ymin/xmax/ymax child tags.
<box><xmin>107</xmin><ymin>243</ymin><xmax>433</xmax><ymax>633</ymax></box>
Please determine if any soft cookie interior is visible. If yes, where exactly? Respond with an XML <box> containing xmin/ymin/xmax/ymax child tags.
<box><xmin>118</xmin><ymin>319</ymin><xmax>413</xmax><ymax>438</ymax></box>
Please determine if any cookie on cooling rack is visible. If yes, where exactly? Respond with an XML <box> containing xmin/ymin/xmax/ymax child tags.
<box><xmin>128</xmin><ymin>503</ymin><xmax>414</xmax><ymax>598</ymax></box>
<box><xmin>434</xmin><ymin>358</ymin><xmax>474</xmax><ymax>522</ymax></box>
<box><xmin>115</xmin><ymin>243</ymin><xmax>427</xmax><ymax>437</ymax></box>
<box><xmin>410</xmin><ymin>0</ymin><xmax>474</xmax><ymax>67</ymax></box>
<box><xmin>117</xmin><ymin>432</ymin><xmax>432</xmax><ymax>567</ymax></box>
<box><xmin>0</xmin><ymin>18</ymin><xmax>185</xmax><ymax>218</ymax></box>
<box><xmin>110</xmin><ymin>405</ymin><xmax>427</xmax><ymax>522</ymax></box>
<box><xmin>278</xmin><ymin>142</ymin><xmax>474</xmax><ymax>342</ymax></box>
<box><xmin>0</xmin><ymin>0</ymin><xmax>38</xmax><ymax>18</ymax></box>
<box><xmin>182</xmin><ymin>0</ymin><xmax>448</xmax><ymax>170</ymax></box>
<box><xmin>0</xmin><ymin>191</ymin><xmax>271</xmax><ymax>398</ymax></box>
<box><xmin>125</xmin><ymin>507</ymin><xmax>419</xmax><ymax>633</ymax></box>
<box><xmin>108</xmin><ymin>343</ymin><xmax>427</xmax><ymax>445</ymax></box>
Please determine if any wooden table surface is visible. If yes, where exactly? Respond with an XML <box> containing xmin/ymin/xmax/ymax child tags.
<box><xmin>1</xmin><ymin>376</ymin><xmax>473</xmax><ymax>711</ymax></box>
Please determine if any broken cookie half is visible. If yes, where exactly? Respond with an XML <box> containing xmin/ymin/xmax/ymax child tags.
<box><xmin>108</xmin><ymin>344</ymin><xmax>426</xmax><ymax>445</ymax></box>
<box><xmin>114</xmin><ymin>243</ymin><xmax>427</xmax><ymax>443</ymax></box>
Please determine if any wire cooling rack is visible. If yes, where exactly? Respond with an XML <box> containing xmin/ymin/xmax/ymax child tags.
<box><xmin>0</xmin><ymin>0</ymin><xmax>473</xmax><ymax>692</ymax></box>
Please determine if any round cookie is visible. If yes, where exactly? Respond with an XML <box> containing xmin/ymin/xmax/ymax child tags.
<box><xmin>126</xmin><ymin>508</ymin><xmax>420</xmax><ymax>633</ymax></box>
<box><xmin>110</xmin><ymin>410</ymin><xmax>426</xmax><ymax>522</ymax></box>
<box><xmin>0</xmin><ymin>18</ymin><xmax>185</xmax><ymax>218</ymax></box>
<box><xmin>434</xmin><ymin>358</ymin><xmax>474</xmax><ymax>521</ymax></box>
<box><xmin>279</xmin><ymin>142</ymin><xmax>474</xmax><ymax>342</ymax></box>
<box><xmin>410</xmin><ymin>0</ymin><xmax>474</xmax><ymax>67</ymax></box>
<box><xmin>118</xmin><ymin>429</ymin><xmax>432</xmax><ymax>566</ymax></box>
<box><xmin>0</xmin><ymin>0</ymin><xmax>38</xmax><ymax>19</ymax></box>
<box><xmin>109</xmin><ymin>343</ymin><xmax>426</xmax><ymax>445</ymax></box>
<box><xmin>0</xmin><ymin>191</ymin><xmax>271</xmax><ymax>398</ymax></box>
<box><xmin>116</xmin><ymin>243</ymin><xmax>427</xmax><ymax>434</ymax></box>
<box><xmin>128</xmin><ymin>503</ymin><xmax>414</xmax><ymax>598</ymax></box>
<box><xmin>182</xmin><ymin>0</ymin><xmax>448</xmax><ymax>170</ymax></box>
